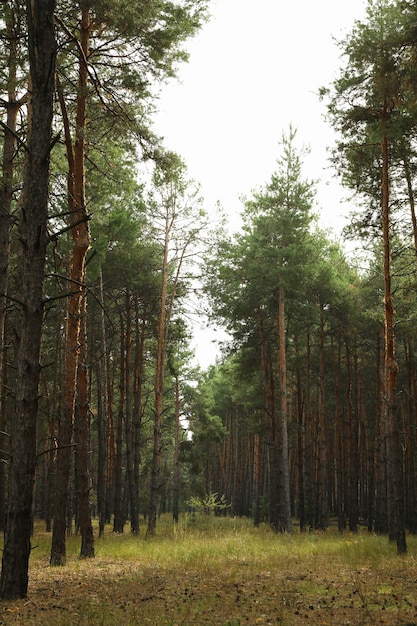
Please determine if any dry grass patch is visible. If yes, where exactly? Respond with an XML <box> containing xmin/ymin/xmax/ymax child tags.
<box><xmin>1</xmin><ymin>516</ymin><xmax>417</xmax><ymax>625</ymax></box>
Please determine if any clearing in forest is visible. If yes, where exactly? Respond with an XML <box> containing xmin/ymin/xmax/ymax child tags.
<box><xmin>1</xmin><ymin>516</ymin><xmax>416</xmax><ymax>625</ymax></box>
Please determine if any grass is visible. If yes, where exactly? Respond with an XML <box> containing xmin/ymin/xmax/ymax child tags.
<box><xmin>2</xmin><ymin>515</ymin><xmax>417</xmax><ymax>624</ymax></box>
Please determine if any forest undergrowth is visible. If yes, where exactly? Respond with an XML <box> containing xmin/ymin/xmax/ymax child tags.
<box><xmin>1</xmin><ymin>515</ymin><xmax>417</xmax><ymax>625</ymax></box>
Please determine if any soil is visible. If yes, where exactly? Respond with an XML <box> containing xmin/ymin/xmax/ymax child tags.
<box><xmin>1</xmin><ymin>554</ymin><xmax>416</xmax><ymax>625</ymax></box>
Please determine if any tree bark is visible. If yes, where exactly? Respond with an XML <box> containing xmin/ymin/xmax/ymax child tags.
<box><xmin>0</xmin><ymin>3</ymin><xmax>24</xmax><ymax>531</ymax></box>
<box><xmin>132</xmin><ymin>298</ymin><xmax>146</xmax><ymax>531</ymax></box>
<box><xmin>147</xmin><ymin>234</ymin><xmax>168</xmax><ymax>535</ymax></box>
<box><xmin>173</xmin><ymin>375</ymin><xmax>181</xmax><ymax>524</ymax></box>
<box><xmin>96</xmin><ymin>269</ymin><xmax>108</xmax><ymax>538</ymax></box>
<box><xmin>113</xmin><ymin>312</ymin><xmax>126</xmax><ymax>533</ymax></box>
<box><xmin>275</xmin><ymin>286</ymin><xmax>292</xmax><ymax>532</ymax></box>
<box><xmin>51</xmin><ymin>7</ymin><xmax>91</xmax><ymax>565</ymax></box>
<box><xmin>124</xmin><ymin>290</ymin><xmax>137</xmax><ymax>533</ymax></box>
<box><xmin>257</xmin><ymin>308</ymin><xmax>279</xmax><ymax>531</ymax></box>
<box><xmin>315</xmin><ymin>304</ymin><xmax>328</xmax><ymax>530</ymax></box>
<box><xmin>74</xmin><ymin>297</ymin><xmax>94</xmax><ymax>557</ymax></box>
<box><xmin>0</xmin><ymin>0</ymin><xmax>56</xmax><ymax>599</ymax></box>
<box><xmin>381</xmin><ymin>125</ymin><xmax>406</xmax><ymax>554</ymax></box>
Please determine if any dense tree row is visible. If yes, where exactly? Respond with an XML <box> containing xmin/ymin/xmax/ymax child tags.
<box><xmin>2</xmin><ymin>0</ymin><xmax>417</xmax><ymax>602</ymax></box>
<box><xmin>201</xmin><ymin>0</ymin><xmax>417</xmax><ymax>555</ymax></box>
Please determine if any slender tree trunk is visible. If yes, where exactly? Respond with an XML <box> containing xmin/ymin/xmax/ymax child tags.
<box><xmin>124</xmin><ymin>291</ymin><xmax>138</xmax><ymax>533</ymax></box>
<box><xmin>405</xmin><ymin>339</ymin><xmax>417</xmax><ymax>533</ymax></box>
<box><xmin>51</xmin><ymin>8</ymin><xmax>91</xmax><ymax>565</ymax></box>
<box><xmin>96</xmin><ymin>269</ymin><xmax>108</xmax><ymax>537</ymax></box>
<box><xmin>296</xmin><ymin>367</ymin><xmax>306</xmax><ymax>532</ymax></box>
<box><xmin>0</xmin><ymin>0</ymin><xmax>56</xmax><ymax>599</ymax></box>
<box><xmin>315</xmin><ymin>305</ymin><xmax>328</xmax><ymax>530</ymax></box>
<box><xmin>147</xmin><ymin>207</ymin><xmax>171</xmax><ymax>537</ymax></box>
<box><xmin>257</xmin><ymin>308</ymin><xmax>280</xmax><ymax>531</ymax></box>
<box><xmin>381</xmin><ymin>125</ymin><xmax>406</xmax><ymax>554</ymax></box>
<box><xmin>374</xmin><ymin>330</ymin><xmax>388</xmax><ymax>534</ymax></box>
<box><xmin>113</xmin><ymin>313</ymin><xmax>125</xmax><ymax>533</ymax></box>
<box><xmin>332</xmin><ymin>333</ymin><xmax>346</xmax><ymax>532</ymax></box>
<box><xmin>173</xmin><ymin>375</ymin><xmax>181</xmax><ymax>524</ymax></box>
<box><xmin>253</xmin><ymin>431</ymin><xmax>261</xmax><ymax>527</ymax></box>
<box><xmin>131</xmin><ymin>295</ymin><xmax>145</xmax><ymax>533</ymax></box>
<box><xmin>304</xmin><ymin>326</ymin><xmax>315</xmax><ymax>529</ymax></box>
<box><xmin>276</xmin><ymin>286</ymin><xmax>292</xmax><ymax>532</ymax></box>
<box><xmin>105</xmin><ymin>363</ymin><xmax>115</xmax><ymax>525</ymax></box>
<box><xmin>74</xmin><ymin>297</ymin><xmax>94</xmax><ymax>557</ymax></box>
<box><xmin>346</xmin><ymin>343</ymin><xmax>359</xmax><ymax>531</ymax></box>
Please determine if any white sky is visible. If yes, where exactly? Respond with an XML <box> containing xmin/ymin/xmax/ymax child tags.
<box><xmin>153</xmin><ymin>0</ymin><xmax>368</xmax><ymax>368</ymax></box>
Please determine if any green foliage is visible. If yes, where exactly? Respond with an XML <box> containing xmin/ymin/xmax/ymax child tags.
<box><xmin>322</xmin><ymin>0</ymin><xmax>417</xmax><ymax>243</ymax></box>
<box><xmin>187</xmin><ymin>492</ymin><xmax>231</xmax><ymax>515</ymax></box>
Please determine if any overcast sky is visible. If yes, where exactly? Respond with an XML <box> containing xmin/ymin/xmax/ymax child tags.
<box><xmin>153</xmin><ymin>0</ymin><xmax>368</xmax><ymax>367</ymax></box>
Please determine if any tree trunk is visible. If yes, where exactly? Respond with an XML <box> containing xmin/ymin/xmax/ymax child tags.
<box><xmin>253</xmin><ymin>431</ymin><xmax>261</xmax><ymax>527</ymax></box>
<box><xmin>315</xmin><ymin>305</ymin><xmax>328</xmax><ymax>530</ymax></box>
<box><xmin>113</xmin><ymin>312</ymin><xmax>126</xmax><ymax>533</ymax></box>
<box><xmin>296</xmin><ymin>366</ymin><xmax>306</xmax><ymax>532</ymax></box>
<box><xmin>74</xmin><ymin>297</ymin><xmax>94</xmax><ymax>557</ymax></box>
<box><xmin>381</xmin><ymin>126</ymin><xmax>406</xmax><ymax>554</ymax></box>
<box><xmin>132</xmin><ymin>299</ymin><xmax>146</xmax><ymax>531</ymax></box>
<box><xmin>147</xmin><ymin>206</ymin><xmax>170</xmax><ymax>537</ymax></box>
<box><xmin>0</xmin><ymin>4</ymin><xmax>24</xmax><ymax>532</ymax></box>
<box><xmin>173</xmin><ymin>375</ymin><xmax>181</xmax><ymax>524</ymax></box>
<box><xmin>374</xmin><ymin>329</ymin><xmax>388</xmax><ymax>534</ymax></box>
<box><xmin>124</xmin><ymin>290</ymin><xmax>139</xmax><ymax>533</ymax></box>
<box><xmin>51</xmin><ymin>7</ymin><xmax>91</xmax><ymax>565</ymax></box>
<box><xmin>96</xmin><ymin>269</ymin><xmax>108</xmax><ymax>537</ymax></box>
<box><xmin>0</xmin><ymin>0</ymin><xmax>56</xmax><ymax>599</ymax></box>
<box><xmin>346</xmin><ymin>343</ymin><xmax>359</xmax><ymax>531</ymax></box>
<box><xmin>275</xmin><ymin>286</ymin><xmax>292</xmax><ymax>532</ymax></box>
<box><xmin>257</xmin><ymin>308</ymin><xmax>280</xmax><ymax>531</ymax></box>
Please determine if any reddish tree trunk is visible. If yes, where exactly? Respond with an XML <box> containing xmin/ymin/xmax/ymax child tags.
<box><xmin>51</xmin><ymin>7</ymin><xmax>91</xmax><ymax>565</ymax></box>
<box><xmin>381</xmin><ymin>126</ymin><xmax>406</xmax><ymax>553</ymax></box>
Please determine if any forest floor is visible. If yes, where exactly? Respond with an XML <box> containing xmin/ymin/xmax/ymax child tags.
<box><xmin>0</xmin><ymin>516</ymin><xmax>417</xmax><ymax>625</ymax></box>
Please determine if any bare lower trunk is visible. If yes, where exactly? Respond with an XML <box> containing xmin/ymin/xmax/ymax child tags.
<box><xmin>276</xmin><ymin>286</ymin><xmax>292</xmax><ymax>533</ymax></box>
<box><xmin>0</xmin><ymin>0</ymin><xmax>56</xmax><ymax>599</ymax></box>
<box><xmin>75</xmin><ymin>298</ymin><xmax>94</xmax><ymax>558</ymax></box>
<box><xmin>50</xmin><ymin>7</ymin><xmax>91</xmax><ymax>566</ymax></box>
<box><xmin>173</xmin><ymin>376</ymin><xmax>180</xmax><ymax>524</ymax></box>
<box><xmin>381</xmin><ymin>126</ymin><xmax>406</xmax><ymax>554</ymax></box>
<box><xmin>96</xmin><ymin>269</ymin><xmax>108</xmax><ymax>538</ymax></box>
<box><xmin>0</xmin><ymin>5</ymin><xmax>24</xmax><ymax>532</ymax></box>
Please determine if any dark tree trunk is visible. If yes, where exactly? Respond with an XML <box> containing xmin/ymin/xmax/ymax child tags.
<box><xmin>96</xmin><ymin>269</ymin><xmax>108</xmax><ymax>538</ymax></box>
<box><xmin>74</xmin><ymin>298</ymin><xmax>94</xmax><ymax>558</ymax></box>
<box><xmin>124</xmin><ymin>291</ymin><xmax>138</xmax><ymax>533</ymax></box>
<box><xmin>253</xmin><ymin>432</ymin><xmax>261</xmax><ymax>527</ymax></box>
<box><xmin>132</xmin><ymin>297</ymin><xmax>145</xmax><ymax>531</ymax></box>
<box><xmin>346</xmin><ymin>343</ymin><xmax>359</xmax><ymax>532</ymax></box>
<box><xmin>0</xmin><ymin>3</ymin><xmax>25</xmax><ymax>533</ymax></box>
<box><xmin>381</xmin><ymin>126</ymin><xmax>406</xmax><ymax>554</ymax></box>
<box><xmin>113</xmin><ymin>313</ymin><xmax>125</xmax><ymax>533</ymax></box>
<box><xmin>315</xmin><ymin>305</ymin><xmax>328</xmax><ymax>530</ymax></box>
<box><xmin>257</xmin><ymin>309</ymin><xmax>279</xmax><ymax>531</ymax></box>
<box><xmin>50</xmin><ymin>7</ymin><xmax>91</xmax><ymax>566</ymax></box>
<box><xmin>296</xmin><ymin>367</ymin><xmax>306</xmax><ymax>532</ymax></box>
<box><xmin>0</xmin><ymin>0</ymin><xmax>56</xmax><ymax>599</ymax></box>
<box><xmin>374</xmin><ymin>331</ymin><xmax>388</xmax><ymax>534</ymax></box>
